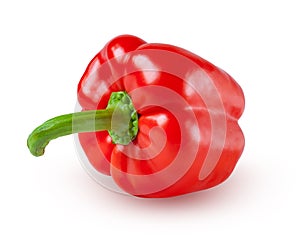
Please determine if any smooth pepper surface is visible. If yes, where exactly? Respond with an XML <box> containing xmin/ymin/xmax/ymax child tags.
<box><xmin>76</xmin><ymin>35</ymin><xmax>245</xmax><ymax>198</ymax></box>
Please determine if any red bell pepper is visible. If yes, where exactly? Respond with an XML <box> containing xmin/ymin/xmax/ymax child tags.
<box><xmin>27</xmin><ymin>34</ymin><xmax>245</xmax><ymax>198</ymax></box>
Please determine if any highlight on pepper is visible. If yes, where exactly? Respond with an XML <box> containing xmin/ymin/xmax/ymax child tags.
<box><xmin>27</xmin><ymin>34</ymin><xmax>245</xmax><ymax>198</ymax></box>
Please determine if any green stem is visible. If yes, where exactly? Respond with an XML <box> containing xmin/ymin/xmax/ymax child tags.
<box><xmin>27</xmin><ymin>91</ymin><xmax>138</xmax><ymax>157</ymax></box>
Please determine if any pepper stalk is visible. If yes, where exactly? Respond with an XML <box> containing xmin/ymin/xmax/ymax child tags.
<box><xmin>27</xmin><ymin>91</ymin><xmax>138</xmax><ymax>157</ymax></box>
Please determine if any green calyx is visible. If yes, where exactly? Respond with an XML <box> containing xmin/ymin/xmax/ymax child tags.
<box><xmin>27</xmin><ymin>91</ymin><xmax>138</xmax><ymax>157</ymax></box>
<box><xmin>106</xmin><ymin>91</ymin><xmax>138</xmax><ymax>145</ymax></box>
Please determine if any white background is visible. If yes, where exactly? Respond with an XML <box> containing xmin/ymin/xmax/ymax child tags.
<box><xmin>1</xmin><ymin>0</ymin><xmax>299</xmax><ymax>243</ymax></box>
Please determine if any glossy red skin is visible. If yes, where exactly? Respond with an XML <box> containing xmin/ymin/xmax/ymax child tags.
<box><xmin>77</xmin><ymin>35</ymin><xmax>245</xmax><ymax>198</ymax></box>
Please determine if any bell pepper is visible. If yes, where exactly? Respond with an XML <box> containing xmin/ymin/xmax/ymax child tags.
<box><xmin>27</xmin><ymin>34</ymin><xmax>245</xmax><ymax>198</ymax></box>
